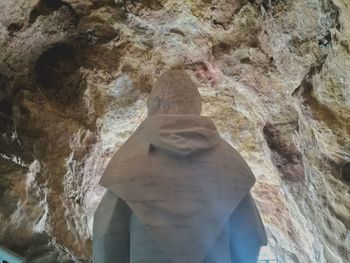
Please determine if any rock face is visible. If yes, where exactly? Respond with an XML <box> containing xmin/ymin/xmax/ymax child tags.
<box><xmin>0</xmin><ymin>0</ymin><xmax>349</xmax><ymax>262</ymax></box>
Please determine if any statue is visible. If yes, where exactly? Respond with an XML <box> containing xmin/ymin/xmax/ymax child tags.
<box><xmin>93</xmin><ymin>69</ymin><xmax>267</xmax><ymax>263</ymax></box>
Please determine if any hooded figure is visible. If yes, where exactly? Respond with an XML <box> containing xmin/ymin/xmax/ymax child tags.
<box><xmin>93</xmin><ymin>70</ymin><xmax>267</xmax><ymax>263</ymax></box>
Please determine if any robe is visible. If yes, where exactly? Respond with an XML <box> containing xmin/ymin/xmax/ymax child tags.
<box><xmin>94</xmin><ymin>114</ymin><xmax>267</xmax><ymax>263</ymax></box>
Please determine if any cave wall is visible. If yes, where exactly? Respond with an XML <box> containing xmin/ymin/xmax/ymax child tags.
<box><xmin>0</xmin><ymin>0</ymin><xmax>349</xmax><ymax>262</ymax></box>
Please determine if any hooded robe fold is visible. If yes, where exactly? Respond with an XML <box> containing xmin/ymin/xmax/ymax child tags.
<box><xmin>99</xmin><ymin>114</ymin><xmax>265</xmax><ymax>263</ymax></box>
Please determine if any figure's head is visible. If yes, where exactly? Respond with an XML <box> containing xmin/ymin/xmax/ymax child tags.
<box><xmin>147</xmin><ymin>69</ymin><xmax>202</xmax><ymax>116</ymax></box>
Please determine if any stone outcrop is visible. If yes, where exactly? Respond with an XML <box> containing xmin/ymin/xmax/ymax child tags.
<box><xmin>0</xmin><ymin>0</ymin><xmax>349</xmax><ymax>262</ymax></box>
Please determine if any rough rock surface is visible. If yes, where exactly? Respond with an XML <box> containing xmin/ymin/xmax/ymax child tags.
<box><xmin>0</xmin><ymin>0</ymin><xmax>349</xmax><ymax>262</ymax></box>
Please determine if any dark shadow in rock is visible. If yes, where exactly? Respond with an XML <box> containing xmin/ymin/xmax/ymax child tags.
<box><xmin>169</xmin><ymin>28</ymin><xmax>186</xmax><ymax>37</ymax></box>
<box><xmin>342</xmin><ymin>163</ymin><xmax>350</xmax><ymax>182</ymax></box>
<box><xmin>0</xmin><ymin>98</ymin><xmax>12</xmax><ymax>117</ymax></box>
<box><xmin>261</xmin><ymin>0</ymin><xmax>280</xmax><ymax>11</ymax></box>
<box><xmin>74</xmin><ymin>42</ymin><xmax>126</xmax><ymax>73</ymax></box>
<box><xmin>0</xmin><ymin>102</ymin><xmax>34</xmax><ymax>168</ymax></box>
<box><xmin>34</xmin><ymin>40</ymin><xmax>125</xmax><ymax>128</ymax></box>
<box><xmin>212</xmin><ymin>42</ymin><xmax>231</xmax><ymax>58</ymax></box>
<box><xmin>318</xmin><ymin>30</ymin><xmax>332</xmax><ymax>48</ymax></box>
<box><xmin>75</xmin><ymin>17</ymin><xmax>120</xmax><ymax>47</ymax></box>
<box><xmin>263</xmin><ymin>122</ymin><xmax>305</xmax><ymax>182</ymax></box>
<box><xmin>91</xmin><ymin>0</ymin><xmax>119</xmax><ymax>10</ymax></box>
<box><xmin>7</xmin><ymin>22</ymin><xmax>23</xmax><ymax>36</ymax></box>
<box><xmin>33</xmin><ymin>43</ymin><xmax>99</xmax><ymax>128</ymax></box>
<box><xmin>34</xmin><ymin>43</ymin><xmax>85</xmax><ymax>107</ymax></box>
<box><xmin>262</xmin><ymin>0</ymin><xmax>292</xmax><ymax>15</ymax></box>
<box><xmin>0</xmin><ymin>168</ymin><xmax>21</xmax><ymax>217</ymax></box>
<box><xmin>0</xmin><ymin>69</ymin><xmax>41</xmax><ymax>167</ymax></box>
<box><xmin>240</xmin><ymin>57</ymin><xmax>252</xmax><ymax>64</ymax></box>
<box><xmin>29</xmin><ymin>0</ymin><xmax>77</xmax><ymax>25</ymax></box>
<box><xmin>139</xmin><ymin>0</ymin><xmax>163</xmax><ymax>10</ymax></box>
<box><xmin>0</xmin><ymin>67</ymin><xmax>13</xmax><ymax>103</ymax></box>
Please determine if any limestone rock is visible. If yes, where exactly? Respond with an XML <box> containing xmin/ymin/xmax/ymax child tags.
<box><xmin>0</xmin><ymin>0</ymin><xmax>349</xmax><ymax>262</ymax></box>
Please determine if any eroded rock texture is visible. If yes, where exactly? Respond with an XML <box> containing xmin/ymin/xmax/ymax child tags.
<box><xmin>0</xmin><ymin>0</ymin><xmax>349</xmax><ymax>262</ymax></box>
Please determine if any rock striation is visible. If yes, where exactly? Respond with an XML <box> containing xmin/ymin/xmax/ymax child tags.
<box><xmin>0</xmin><ymin>0</ymin><xmax>349</xmax><ymax>262</ymax></box>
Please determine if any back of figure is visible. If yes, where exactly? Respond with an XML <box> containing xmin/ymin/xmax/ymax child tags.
<box><xmin>93</xmin><ymin>69</ymin><xmax>267</xmax><ymax>263</ymax></box>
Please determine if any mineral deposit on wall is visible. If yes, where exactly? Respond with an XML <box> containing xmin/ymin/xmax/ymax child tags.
<box><xmin>0</xmin><ymin>0</ymin><xmax>349</xmax><ymax>262</ymax></box>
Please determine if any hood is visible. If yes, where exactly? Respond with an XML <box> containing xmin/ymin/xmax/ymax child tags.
<box><xmin>147</xmin><ymin>114</ymin><xmax>221</xmax><ymax>156</ymax></box>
